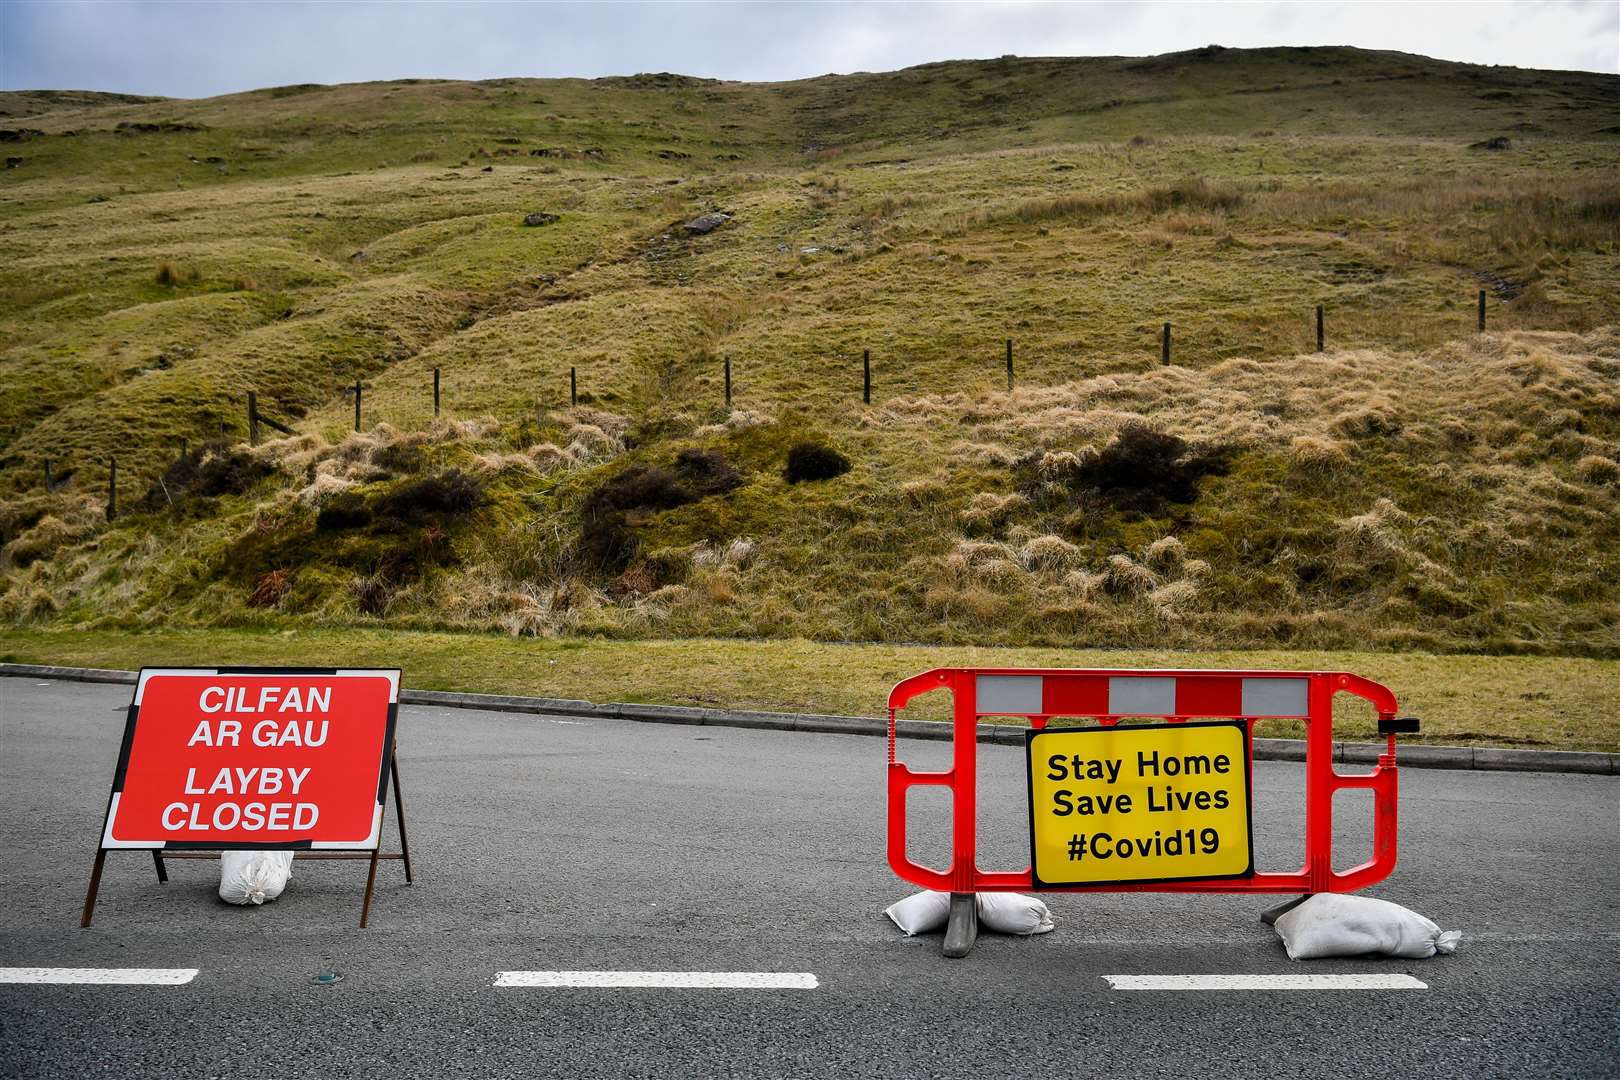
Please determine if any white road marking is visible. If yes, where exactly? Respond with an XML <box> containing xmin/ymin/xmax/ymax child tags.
<box><xmin>0</xmin><ymin>967</ymin><xmax>198</xmax><ymax>986</ymax></box>
<box><xmin>1103</xmin><ymin>973</ymin><xmax>1426</xmax><ymax>991</ymax></box>
<box><xmin>494</xmin><ymin>970</ymin><xmax>818</xmax><ymax>989</ymax></box>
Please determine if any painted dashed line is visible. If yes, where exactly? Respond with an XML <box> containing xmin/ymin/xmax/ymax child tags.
<box><xmin>0</xmin><ymin>967</ymin><xmax>198</xmax><ymax>986</ymax></box>
<box><xmin>1103</xmin><ymin>973</ymin><xmax>1427</xmax><ymax>991</ymax></box>
<box><xmin>494</xmin><ymin>970</ymin><xmax>819</xmax><ymax>989</ymax></box>
<box><xmin>0</xmin><ymin>968</ymin><xmax>1429</xmax><ymax>991</ymax></box>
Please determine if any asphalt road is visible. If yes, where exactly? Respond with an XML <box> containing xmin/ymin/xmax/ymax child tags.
<box><xmin>1</xmin><ymin>677</ymin><xmax>1616</xmax><ymax>1078</ymax></box>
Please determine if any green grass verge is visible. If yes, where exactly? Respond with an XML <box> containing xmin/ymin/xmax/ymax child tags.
<box><xmin>1</xmin><ymin>628</ymin><xmax>1613</xmax><ymax>751</ymax></box>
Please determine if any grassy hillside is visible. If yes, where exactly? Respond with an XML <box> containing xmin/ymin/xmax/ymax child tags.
<box><xmin>2</xmin><ymin>47</ymin><xmax>1618</xmax><ymax>659</ymax></box>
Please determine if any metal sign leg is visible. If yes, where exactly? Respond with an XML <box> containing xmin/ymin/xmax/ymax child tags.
<box><xmin>359</xmin><ymin>848</ymin><xmax>381</xmax><ymax>929</ymax></box>
<box><xmin>152</xmin><ymin>850</ymin><xmax>168</xmax><ymax>883</ymax></box>
<box><xmin>81</xmin><ymin>850</ymin><xmax>108</xmax><ymax>928</ymax></box>
<box><xmin>391</xmin><ymin>755</ymin><xmax>413</xmax><ymax>885</ymax></box>
<box><xmin>359</xmin><ymin>752</ymin><xmax>412</xmax><ymax>927</ymax></box>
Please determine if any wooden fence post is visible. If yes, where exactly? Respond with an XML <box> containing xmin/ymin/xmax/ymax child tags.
<box><xmin>433</xmin><ymin>368</ymin><xmax>440</xmax><ymax>417</ymax></box>
<box><xmin>44</xmin><ymin>459</ymin><xmax>53</xmax><ymax>492</ymax></box>
<box><xmin>106</xmin><ymin>457</ymin><xmax>117</xmax><ymax>521</ymax></box>
<box><xmin>724</xmin><ymin>356</ymin><xmax>732</xmax><ymax>409</ymax></box>
<box><xmin>1477</xmin><ymin>289</ymin><xmax>1486</xmax><ymax>332</ymax></box>
<box><xmin>863</xmin><ymin>349</ymin><xmax>871</xmax><ymax>405</ymax></box>
<box><xmin>1162</xmin><ymin>322</ymin><xmax>1172</xmax><ymax>366</ymax></box>
<box><xmin>248</xmin><ymin>390</ymin><xmax>259</xmax><ymax>446</ymax></box>
<box><xmin>1316</xmin><ymin>305</ymin><xmax>1324</xmax><ymax>353</ymax></box>
<box><xmin>354</xmin><ymin>377</ymin><xmax>362</xmax><ymax>432</ymax></box>
<box><xmin>570</xmin><ymin>367</ymin><xmax>578</xmax><ymax>408</ymax></box>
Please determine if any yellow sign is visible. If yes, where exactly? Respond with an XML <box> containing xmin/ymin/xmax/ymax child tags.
<box><xmin>1026</xmin><ymin>722</ymin><xmax>1252</xmax><ymax>887</ymax></box>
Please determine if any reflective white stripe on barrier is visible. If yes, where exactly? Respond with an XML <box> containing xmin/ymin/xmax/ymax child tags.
<box><xmin>1241</xmin><ymin>678</ymin><xmax>1309</xmax><ymax>717</ymax></box>
<box><xmin>972</xmin><ymin>673</ymin><xmax>1314</xmax><ymax>717</ymax></box>
<box><xmin>975</xmin><ymin>675</ymin><xmax>1042</xmax><ymax>714</ymax></box>
<box><xmin>1109</xmin><ymin>676</ymin><xmax>1176</xmax><ymax>715</ymax></box>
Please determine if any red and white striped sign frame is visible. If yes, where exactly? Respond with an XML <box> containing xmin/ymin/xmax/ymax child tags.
<box><xmin>99</xmin><ymin>667</ymin><xmax>400</xmax><ymax>851</ymax></box>
<box><xmin>886</xmin><ymin>667</ymin><xmax>1409</xmax><ymax>897</ymax></box>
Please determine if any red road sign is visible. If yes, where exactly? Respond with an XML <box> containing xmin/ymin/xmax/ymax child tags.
<box><xmin>100</xmin><ymin>668</ymin><xmax>399</xmax><ymax>850</ymax></box>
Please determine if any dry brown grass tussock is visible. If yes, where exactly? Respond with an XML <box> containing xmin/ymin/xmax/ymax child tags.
<box><xmin>984</xmin><ymin>175</ymin><xmax>1245</xmax><ymax>228</ymax></box>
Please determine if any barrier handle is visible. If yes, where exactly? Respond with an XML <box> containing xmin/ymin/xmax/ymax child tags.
<box><xmin>1333</xmin><ymin>672</ymin><xmax>1398</xmax><ymax>716</ymax></box>
<box><xmin>887</xmin><ymin>668</ymin><xmax>953</xmax><ymax>713</ymax></box>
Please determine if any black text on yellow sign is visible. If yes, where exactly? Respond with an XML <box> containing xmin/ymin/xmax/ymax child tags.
<box><xmin>1026</xmin><ymin>722</ymin><xmax>1253</xmax><ymax>887</ymax></box>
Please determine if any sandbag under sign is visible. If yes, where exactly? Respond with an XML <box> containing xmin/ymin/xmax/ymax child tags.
<box><xmin>219</xmin><ymin>851</ymin><xmax>294</xmax><ymax>905</ymax></box>
<box><xmin>884</xmin><ymin>890</ymin><xmax>1055</xmax><ymax>936</ymax></box>
<box><xmin>1274</xmin><ymin>893</ymin><xmax>1460</xmax><ymax>959</ymax></box>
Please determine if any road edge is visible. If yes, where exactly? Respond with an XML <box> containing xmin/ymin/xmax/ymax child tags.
<box><xmin>3</xmin><ymin>662</ymin><xmax>1614</xmax><ymax>776</ymax></box>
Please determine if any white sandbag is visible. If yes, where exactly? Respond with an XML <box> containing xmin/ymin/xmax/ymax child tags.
<box><xmin>1274</xmin><ymin>893</ymin><xmax>1461</xmax><ymax>960</ymax></box>
<box><xmin>976</xmin><ymin>892</ymin><xmax>1055</xmax><ymax>935</ymax></box>
<box><xmin>218</xmin><ymin>850</ymin><xmax>294</xmax><ymax>906</ymax></box>
<box><xmin>884</xmin><ymin>890</ymin><xmax>951</xmax><ymax>936</ymax></box>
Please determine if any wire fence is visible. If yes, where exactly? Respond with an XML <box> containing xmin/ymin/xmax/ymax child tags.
<box><xmin>43</xmin><ymin>292</ymin><xmax>1497</xmax><ymax>522</ymax></box>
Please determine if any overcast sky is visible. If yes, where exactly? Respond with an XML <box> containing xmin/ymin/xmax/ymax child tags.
<box><xmin>2</xmin><ymin>1</ymin><xmax>1616</xmax><ymax>98</ymax></box>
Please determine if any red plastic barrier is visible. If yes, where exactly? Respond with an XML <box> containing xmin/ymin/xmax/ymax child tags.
<box><xmin>887</xmin><ymin>668</ymin><xmax>1407</xmax><ymax>895</ymax></box>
